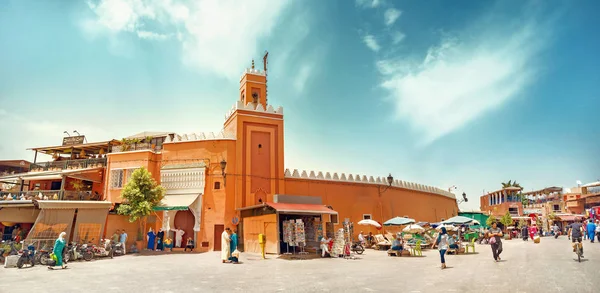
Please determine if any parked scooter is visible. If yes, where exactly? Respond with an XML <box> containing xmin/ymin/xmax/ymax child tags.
<box><xmin>17</xmin><ymin>242</ymin><xmax>36</xmax><ymax>268</ymax></box>
<box><xmin>35</xmin><ymin>243</ymin><xmax>54</xmax><ymax>265</ymax></box>
<box><xmin>110</xmin><ymin>241</ymin><xmax>124</xmax><ymax>258</ymax></box>
<box><xmin>78</xmin><ymin>243</ymin><xmax>94</xmax><ymax>261</ymax></box>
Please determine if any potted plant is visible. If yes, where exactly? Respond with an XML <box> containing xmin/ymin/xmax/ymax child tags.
<box><xmin>117</xmin><ymin>167</ymin><xmax>165</xmax><ymax>252</ymax></box>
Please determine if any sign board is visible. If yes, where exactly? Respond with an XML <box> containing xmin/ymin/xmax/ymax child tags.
<box><xmin>62</xmin><ymin>136</ymin><xmax>85</xmax><ymax>146</ymax></box>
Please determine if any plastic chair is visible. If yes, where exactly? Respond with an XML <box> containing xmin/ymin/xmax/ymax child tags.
<box><xmin>411</xmin><ymin>240</ymin><xmax>422</xmax><ymax>256</ymax></box>
<box><xmin>465</xmin><ymin>238</ymin><xmax>476</xmax><ymax>253</ymax></box>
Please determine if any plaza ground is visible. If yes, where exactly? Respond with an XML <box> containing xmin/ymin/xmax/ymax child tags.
<box><xmin>1</xmin><ymin>236</ymin><xmax>599</xmax><ymax>293</ymax></box>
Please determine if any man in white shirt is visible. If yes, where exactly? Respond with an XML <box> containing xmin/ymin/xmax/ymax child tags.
<box><xmin>172</xmin><ymin>227</ymin><xmax>185</xmax><ymax>248</ymax></box>
<box><xmin>358</xmin><ymin>231</ymin><xmax>365</xmax><ymax>245</ymax></box>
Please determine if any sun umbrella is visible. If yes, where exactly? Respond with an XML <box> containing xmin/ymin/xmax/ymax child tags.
<box><xmin>383</xmin><ymin>217</ymin><xmax>416</xmax><ymax>226</ymax></box>
<box><xmin>402</xmin><ymin>224</ymin><xmax>425</xmax><ymax>233</ymax></box>
<box><xmin>436</xmin><ymin>224</ymin><xmax>459</xmax><ymax>232</ymax></box>
<box><xmin>358</xmin><ymin>219</ymin><xmax>382</xmax><ymax>228</ymax></box>
<box><xmin>441</xmin><ymin>216</ymin><xmax>476</xmax><ymax>225</ymax></box>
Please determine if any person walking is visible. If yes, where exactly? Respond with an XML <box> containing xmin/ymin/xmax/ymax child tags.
<box><xmin>586</xmin><ymin>220</ymin><xmax>596</xmax><ymax>243</ymax></box>
<box><xmin>120</xmin><ymin>230</ymin><xmax>128</xmax><ymax>254</ymax></box>
<box><xmin>489</xmin><ymin>222</ymin><xmax>504</xmax><ymax>262</ymax></box>
<box><xmin>434</xmin><ymin>227</ymin><xmax>449</xmax><ymax>269</ymax></box>
<box><xmin>48</xmin><ymin>232</ymin><xmax>67</xmax><ymax>270</ymax></box>
<box><xmin>596</xmin><ymin>220</ymin><xmax>600</xmax><ymax>242</ymax></box>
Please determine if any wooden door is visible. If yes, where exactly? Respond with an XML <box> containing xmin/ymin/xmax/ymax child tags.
<box><xmin>214</xmin><ymin>224</ymin><xmax>224</xmax><ymax>251</ymax></box>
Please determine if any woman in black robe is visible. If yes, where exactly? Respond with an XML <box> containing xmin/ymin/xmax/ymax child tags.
<box><xmin>157</xmin><ymin>229</ymin><xmax>165</xmax><ymax>251</ymax></box>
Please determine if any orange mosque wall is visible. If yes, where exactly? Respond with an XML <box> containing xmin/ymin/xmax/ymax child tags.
<box><xmin>283</xmin><ymin>178</ymin><xmax>459</xmax><ymax>235</ymax></box>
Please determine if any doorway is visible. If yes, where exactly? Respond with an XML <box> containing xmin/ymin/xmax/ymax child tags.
<box><xmin>214</xmin><ymin>224</ymin><xmax>224</xmax><ymax>251</ymax></box>
<box><xmin>173</xmin><ymin>210</ymin><xmax>194</xmax><ymax>248</ymax></box>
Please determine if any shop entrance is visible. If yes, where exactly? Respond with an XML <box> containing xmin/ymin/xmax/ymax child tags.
<box><xmin>278</xmin><ymin>214</ymin><xmax>323</xmax><ymax>254</ymax></box>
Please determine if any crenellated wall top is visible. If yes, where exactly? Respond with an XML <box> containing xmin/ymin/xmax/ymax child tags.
<box><xmin>164</xmin><ymin>131</ymin><xmax>236</xmax><ymax>144</ymax></box>
<box><xmin>283</xmin><ymin>168</ymin><xmax>456</xmax><ymax>199</ymax></box>
<box><xmin>241</xmin><ymin>68</ymin><xmax>266</xmax><ymax>79</ymax></box>
<box><xmin>224</xmin><ymin>100</ymin><xmax>283</xmax><ymax>122</ymax></box>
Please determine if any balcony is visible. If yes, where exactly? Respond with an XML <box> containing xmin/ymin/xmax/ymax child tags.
<box><xmin>29</xmin><ymin>158</ymin><xmax>107</xmax><ymax>172</ymax></box>
<box><xmin>0</xmin><ymin>190</ymin><xmax>103</xmax><ymax>201</ymax></box>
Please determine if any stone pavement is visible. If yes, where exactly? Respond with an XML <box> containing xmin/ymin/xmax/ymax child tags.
<box><xmin>0</xmin><ymin>236</ymin><xmax>598</xmax><ymax>293</ymax></box>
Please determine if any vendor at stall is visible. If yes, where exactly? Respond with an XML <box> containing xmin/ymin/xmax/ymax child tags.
<box><xmin>391</xmin><ymin>233</ymin><xmax>403</xmax><ymax>252</ymax></box>
<box><xmin>448</xmin><ymin>235</ymin><xmax>459</xmax><ymax>249</ymax></box>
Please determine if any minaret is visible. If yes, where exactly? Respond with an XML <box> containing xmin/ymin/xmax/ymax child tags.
<box><xmin>224</xmin><ymin>58</ymin><xmax>285</xmax><ymax>208</ymax></box>
<box><xmin>239</xmin><ymin>59</ymin><xmax>267</xmax><ymax>109</ymax></box>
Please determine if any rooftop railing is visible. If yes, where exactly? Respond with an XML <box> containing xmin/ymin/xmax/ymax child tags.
<box><xmin>0</xmin><ymin>190</ymin><xmax>103</xmax><ymax>201</ymax></box>
<box><xmin>111</xmin><ymin>142</ymin><xmax>162</xmax><ymax>153</ymax></box>
<box><xmin>29</xmin><ymin>158</ymin><xmax>107</xmax><ymax>172</ymax></box>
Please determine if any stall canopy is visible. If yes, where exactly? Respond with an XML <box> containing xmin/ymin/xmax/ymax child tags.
<box><xmin>556</xmin><ymin>214</ymin><xmax>584</xmax><ymax>222</ymax></box>
<box><xmin>153</xmin><ymin>193</ymin><xmax>200</xmax><ymax>211</ymax></box>
<box><xmin>384</xmin><ymin>217</ymin><xmax>416</xmax><ymax>226</ymax></box>
<box><xmin>264</xmin><ymin>202</ymin><xmax>338</xmax><ymax>215</ymax></box>
<box><xmin>441</xmin><ymin>216</ymin><xmax>476</xmax><ymax>225</ymax></box>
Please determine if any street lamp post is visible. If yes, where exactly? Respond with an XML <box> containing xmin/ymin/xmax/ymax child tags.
<box><xmin>220</xmin><ymin>159</ymin><xmax>227</xmax><ymax>187</ymax></box>
<box><xmin>457</xmin><ymin>192</ymin><xmax>468</xmax><ymax>204</ymax></box>
<box><xmin>378</xmin><ymin>174</ymin><xmax>394</xmax><ymax>232</ymax></box>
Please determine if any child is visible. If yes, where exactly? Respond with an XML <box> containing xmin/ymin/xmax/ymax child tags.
<box><xmin>185</xmin><ymin>237</ymin><xmax>195</xmax><ymax>252</ymax></box>
<box><xmin>228</xmin><ymin>249</ymin><xmax>240</xmax><ymax>263</ymax></box>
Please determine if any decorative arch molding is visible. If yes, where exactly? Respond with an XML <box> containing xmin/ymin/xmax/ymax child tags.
<box><xmin>254</xmin><ymin>188</ymin><xmax>267</xmax><ymax>204</ymax></box>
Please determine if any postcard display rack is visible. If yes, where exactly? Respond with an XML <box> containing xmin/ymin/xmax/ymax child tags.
<box><xmin>282</xmin><ymin>218</ymin><xmax>323</xmax><ymax>255</ymax></box>
<box><xmin>342</xmin><ymin>220</ymin><xmax>354</xmax><ymax>258</ymax></box>
<box><xmin>282</xmin><ymin>219</ymin><xmax>307</xmax><ymax>254</ymax></box>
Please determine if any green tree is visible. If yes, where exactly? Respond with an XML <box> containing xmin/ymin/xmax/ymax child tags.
<box><xmin>117</xmin><ymin>167</ymin><xmax>165</xmax><ymax>241</ymax></box>
<box><xmin>486</xmin><ymin>215</ymin><xmax>497</xmax><ymax>227</ymax></box>
<box><xmin>517</xmin><ymin>219</ymin><xmax>527</xmax><ymax>229</ymax></box>
<box><xmin>501</xmin><ymin>211</ymin><xmax>513</xmax><ymax>231</ymax></box>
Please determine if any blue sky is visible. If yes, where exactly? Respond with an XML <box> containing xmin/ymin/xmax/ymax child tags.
<box><xmin>1</xmin><ymin>0</ymin><xmax>598</xmax><ymax>210</ymax></box>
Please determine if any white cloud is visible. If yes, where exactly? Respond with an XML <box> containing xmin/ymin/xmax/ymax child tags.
<box><xmin>356</xmin><ymin>0</ymin><xmax>381</xmax><ymax>9</ymax></box>
<box><xmin>83</xmin><ymin>0</ymin><xmax>292</xmax><ymax>80</ymax></box>
<box><xmin>384</xmin><ymin>8</ymin><xmax>401</xmax><ymax>26</ymax></box>
<box><xmin>378</xmin><ymin>23</ymin><xmax>546</xmax><ymax>145</ymax></box>
<box><xmin>293</xmin><ymin>63</ymin><xmax>313</xmax><ymax>93</ymax></box>
<box><xmin>391</xmin><ymin>31</ymin><xmax>405</xmax><ymax>44</ymax></box>
<box><xmin>362</xmin><ymin>35</ymin><xmax>380</xmax><ymax>52</ymax></box>
<box><xmin>137</xmin><ymin>30</ymin><xmax>170</xmax><ymax>40</ymax></box>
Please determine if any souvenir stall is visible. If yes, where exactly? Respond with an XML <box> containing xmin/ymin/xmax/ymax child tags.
<box><xmin>237</xmin><ymin>200</ymin><xmax>338</xmax><ymax>255</ymax></box>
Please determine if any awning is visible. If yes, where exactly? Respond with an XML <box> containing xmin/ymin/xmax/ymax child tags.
<box><xmin>265</xmin><ymin>202</ymin><xmax>337</xmax><ymax>215</ymax></box>
<box><xmin>0</xmin><ymin>206</ymin><xmax>39</xmax><ymax>223</ymax></box>
<box><xmin>556</xmin><ymin>215</ymin><xmax>584</xmax><ymax>222</ymax></box>
<box><xmin>153</xmin><ymin>194</ymin><xmax>200</xmax><ymax>211</ymax></box>
<box><xmin>36</xmin><ymin>200</ymin><xmax>112</xmax><ymax>210</ymax></box>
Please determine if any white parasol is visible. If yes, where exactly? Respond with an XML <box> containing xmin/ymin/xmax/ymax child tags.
<box><xmin>358</xmin><ymin>219</ymin><xmax>382</xmax><ymax>228</ymax></box>
<box><xmin>402</xmin><ymin>224</ymin><xmax>425</xmax><ymax>233</ymax></box>
<box><xmin>436</xmin><ymin>224</ymin><xmax>459</xmax><ymax>232</ymax></box>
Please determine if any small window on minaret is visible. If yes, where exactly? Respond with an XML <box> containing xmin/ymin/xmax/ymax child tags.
<box><xmin>258</xmin><ymin>144</ymin><xmax>262</xmax><ymax>154</ymax></box>
<box><xmin>214</xmin><ymin>182</ymin><xmax>221</xmax><ymax>190</ymax></box>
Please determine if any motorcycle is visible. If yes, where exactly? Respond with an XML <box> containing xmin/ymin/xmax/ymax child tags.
<box><xmin>35</xmin><ymin>243</ymin><xmax>54</xmax><ymax>265</ymax></box>
<box><xmin>350</xmin><ymin>241</ymin><xmax>365</xmax><ymax>255</ymax></box>
<box><xmin>17</xmin><ymin>242</ymin><xmax>36</xmax><ymax>269</ymax></box>
<box><xmin>79</xmin><ymin>243</ymin><xmax>94</xmax><ymax>261</ymax></box>
<box><xmin>110</xmin><ymin>241</ymin><xmax>124</xmax><ymax>258</ymax></box>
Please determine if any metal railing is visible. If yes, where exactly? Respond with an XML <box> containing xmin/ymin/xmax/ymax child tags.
<box><xmin>0</xmin><ymin>190</ymin><xmax>103</xmax><ymax>201</ymax></box>
<box><xmin>111</xmin><ymin>142</ymin><xmax>162</xmax><ymax>153</ymax></box>
<box><xmin>29</xmin><ymin>158</ymin><xmax>107</xmax><ymax>172</ymax></box>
